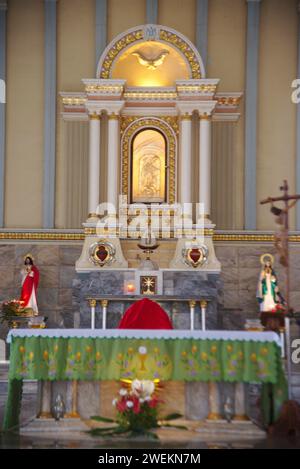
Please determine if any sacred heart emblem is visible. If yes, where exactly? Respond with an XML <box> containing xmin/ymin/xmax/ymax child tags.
<box><xmin>95</xmin><ymin>245</ymin><xmax>109</xmax><ymax>262</ymax></box>
<box><xmin>182</xmin><ymin>244</ymin><xmax>208</xmax><ymax>268</ymax></box>
<box><xmin>89</xmin><ymin>240</ymin><xmax>116</xmax><ymax>267</ymax></box>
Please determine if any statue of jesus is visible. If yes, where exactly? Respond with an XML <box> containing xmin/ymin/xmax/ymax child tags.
<box><xmin>19</xmin><ymin>254</ymin><xmax>40</xmax><ymax>315</ymax></box>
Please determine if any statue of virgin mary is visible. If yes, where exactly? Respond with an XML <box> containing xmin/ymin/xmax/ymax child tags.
<box><xmin>256</xmin><ymin>254</ymin><xmax>284</xmax><ymax>312</ymax></box>
<box><xmin>19</xmin><ymin>254</ymin><xmax>40</xmax><ymax>315</ymax></box>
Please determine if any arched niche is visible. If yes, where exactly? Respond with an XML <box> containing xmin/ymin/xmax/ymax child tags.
<box><xmin>121</xmin><ymin>117</ymin><xmax>177</xmax><ymax>204</ymax></box>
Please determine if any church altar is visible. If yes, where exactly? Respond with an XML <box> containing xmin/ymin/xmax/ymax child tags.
<box><xmin>3</xmin><ymin>328</ymin><xmax>287</xmax><ymax>431</ymax></box>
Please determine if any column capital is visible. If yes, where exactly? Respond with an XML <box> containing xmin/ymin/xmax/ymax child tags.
<box><xmin>176</xmin><ymin>102</ymin><xmax>195</xmax><ymax>117</ymax></box>
<box><xmin>107</xmin><ymin>112</ymin><xmax>120</xmax><ymax>120</ymax></box>
<box><xmin>89</xmin><ymin>113</ymin><xmax>101</xmax><ymax>120</ymax></box>
<box><xmin>199</xmin><ymin>113</ymin><xmax>212</xmax><ymax>121</ymax></box>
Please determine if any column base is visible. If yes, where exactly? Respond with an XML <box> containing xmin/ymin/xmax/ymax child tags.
<box><xmin>206</xmin><ymin>412</ymin><xmax>223</xmax><ymax>421</ymax></box>
<box><xmin>233</xmin><ymin>415</ymin><xmax>250</xmax><ymax>422</ymax></box>
<box><xmin>38</xmin><ymin>411</ymin><xmax>52</xmax><ymax>419</ymax></box>
<box><xmin>64</xmin><ymin>412</ymin><xmax>81</xmax><ymax>419</ymax></box>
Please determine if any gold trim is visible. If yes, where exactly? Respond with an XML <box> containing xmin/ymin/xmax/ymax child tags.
<box><xmin>200</xmin><ymin>300</ymin><xmax>207</xmax><ymax>308</ymax></box>
<box><xmin>101</xmin><ymin>299</ymin><xmax>108</xmax><ymax>307</ymax></box>
<box><xmin>89</xmin><ymin>114</ymin><xmax>100</xmax><ymax>120</ymax></box>
<box><xmin>121</xmin><ymin>117</ymin><xmax>177</xmax><ymax>204</ymax></box>
<box><xmin>89</xmin><ymin>299</ymin><xmax>97</xmax><ymax>308</ymax></box>
<box><xmin>159</xmin><ymin>29</ymin><xmax>201</xmax><ymax>79</ymax></box>
<box><xmin>189</xmin><ymin>300</ymin><xmax>196</xmax><ymax>308</ymax></box>
<box><xmin>1</xmin><ymin>231</ymin><xmax>300</xmax><ymax>242</ymax></box>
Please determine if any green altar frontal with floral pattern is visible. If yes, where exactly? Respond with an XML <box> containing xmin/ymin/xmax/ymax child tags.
<box><xmin>3</xmin><ymin>329</ymin><xmax>288</xmax><ymax>431</ymax></box>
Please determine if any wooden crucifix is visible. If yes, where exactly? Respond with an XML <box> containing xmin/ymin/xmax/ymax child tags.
<box><xmin>260</xmin><ymin>179</ymin><xmax>300</xmax><ymax>314</ymax></box>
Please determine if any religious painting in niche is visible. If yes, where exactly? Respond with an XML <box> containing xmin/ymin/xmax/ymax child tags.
<box><xmin>131</xmin><ymin>128</ymin><xmax>166</xmax><ymax>203</ymax></box>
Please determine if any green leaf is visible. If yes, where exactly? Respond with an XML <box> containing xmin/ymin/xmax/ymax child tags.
<box><xmin>159</xmin><ymin>423</ymin><xmax>188</xmax><ymax>430</ymax></box>
<box><xmin>90</xmin><ymin>415</ymin><xmax>115</xmax><ymax>423</ymax></box>
<box><xmin>161</xmin><ymin>413</ymin><xmax>182</xmax><ymax>421</ymax></box>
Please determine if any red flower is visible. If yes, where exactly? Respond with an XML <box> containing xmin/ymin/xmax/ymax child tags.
<box><xmin>148</xmin><ymin>395</ymin><xmax>160</xmax><ymax>408</ymax></box>
<box><xmin>116</xmin><ymin>397</ymin><xmax>127</xmax><ymax>413</ymax></box>
<box><xmin>132</xmin><ymin>396</ymin><xmax>141</xmax><ymax>414</ymax></box>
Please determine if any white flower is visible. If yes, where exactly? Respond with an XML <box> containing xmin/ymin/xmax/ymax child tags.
<box><xmin>144</xmin><ymin>395</ymin><xmax>151</xmax><ymax>402</ymax></box>
<box><xmin>112</xmin><ymin>398</ymin><xmax>118</xmax><ymax>407</ymax></box>
<box><xmin>119</xmin><ymin>388</ymin><xmax>127</xmax><ymax>396</ymax></box>
<box><xmin>138</xmin><ymin>346</ymin><xmax>147</xmax><ymax>355</ymax></box>
<box><xmin>131</xmin><ymin>379</ymin><xmax>155</xmax><ymax>398</ymax></box>
<box><xmin>139</xmin><ymin>398</ymin><xmax>145</xmax><ymax>404</ymax></box>
<box><xmin>126</xmin><ymin>401</ymin><xmax>134</xmax><ymax>408</ymax></box>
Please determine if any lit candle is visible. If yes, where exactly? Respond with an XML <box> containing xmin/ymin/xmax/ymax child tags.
<box><xmin>127</xmin><ymin>283</ymin><xmax>135</xmax><ymax>293</ymax></box>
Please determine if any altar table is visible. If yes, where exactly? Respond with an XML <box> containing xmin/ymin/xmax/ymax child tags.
<box><xmin>3</xmin><ymin>329</ymin><xmax>287</xmax><ymax>431</ymax></box>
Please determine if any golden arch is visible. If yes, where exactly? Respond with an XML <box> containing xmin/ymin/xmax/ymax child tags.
<box><xmin>97</xmin><ymin>24</ymin><xmax>205</xmax><ymax>81</ymax></box>
<box><xmin>121</xmin><ymin>117</ymin><xmax>177</xmax><ymax>204</ymax></box>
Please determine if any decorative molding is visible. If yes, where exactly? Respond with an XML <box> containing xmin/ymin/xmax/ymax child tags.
<box><xmin>121</xmin><ymin>116</ymin><xmax>177</xmax><ymax>204</ymax></box>
<box><xmin>196</xmin><ymin>0</ymin><xmax>208</xmax><ymax>69</ymax></box>
<box><xmin>96</xmin><ymin>24</ymin><xmax>205</xmax><ymax>80</ymax></box>
<box><xmin>0</xmin><ymin>229</ymin><xmax>300</xmax><ymax>243</ymax></box>
<box><xmin>0</xmin><ymin>4</ymin><xmax>6</xmax><ymax>227</ymax></box>
<box><xmin>43</xmin><ymin>0</ymin><xmax>57</xmax><ymax>228</ymax></box>
<box><xmin>245</xmin><ymin>0</ymin><xmax>261</xmax><ymax>230</ymax></box>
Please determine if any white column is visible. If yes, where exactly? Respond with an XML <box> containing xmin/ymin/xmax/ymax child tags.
<box><xmin>88</xmin><ymin>114</ymin><xmax>101</xmax><ymax>218</ymax></box>
<box><xmin>207</xmin><ymin>382</ymin><xmax>222</xmax><ymax>421</ymax></box>
<box><xmin>38</xmin><ymin>381</ymin><xmax>52</xmax><ymax>418</ymax></box>
<box><xmin>199</xmin><ymin>114</ymin><xmax>212</xmax><ymax>220</ymax></box>
<box><xmin>107</xmin><ymin>113</ymin><xmax>120</xmax><ymax>211</ymax></box>
<box><xmin>180</xmin><ymin>114</ymin><xmax>193</xmax><ymax>214</ymax></box>
<box><xmin>233</xmin><ymin>383</ymin><xmax>249</xmax><ymax>421</ymax></box>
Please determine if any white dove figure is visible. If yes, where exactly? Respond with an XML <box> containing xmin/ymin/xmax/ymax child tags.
<box><xmin>132</xmin><ymin>49</ymin><xmax>169</xmax><ymax>70</ymax></box>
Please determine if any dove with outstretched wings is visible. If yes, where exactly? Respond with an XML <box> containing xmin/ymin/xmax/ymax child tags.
<box><xmin>132</xmin><ymin>50</ymin><xmax>169</xmax><ymax>70</ymax></box>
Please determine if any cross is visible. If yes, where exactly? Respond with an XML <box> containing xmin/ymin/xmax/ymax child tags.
<box><xmin>260</xmin><ymin>179</ymin><xmax>300</xmax><ymax>314</ymax></box>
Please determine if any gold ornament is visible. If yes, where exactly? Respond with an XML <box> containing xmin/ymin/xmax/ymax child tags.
<box><xmin>260</xmin><ymin>253</ymin><xmax>274</xmax><ymax>267</ymax></box>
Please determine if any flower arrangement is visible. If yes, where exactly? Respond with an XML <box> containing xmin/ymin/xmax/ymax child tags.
<box><xmin>0</xmin><ymin>299</ymin><xmax>34</xmax><ymax>323</ymax></box>
<box><xmin>89</xmin><ymin>379</ymin><xmax>186</xmax><ymax>440</ymax></box>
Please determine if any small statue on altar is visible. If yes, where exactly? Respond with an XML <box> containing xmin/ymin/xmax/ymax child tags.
<box><xmin>19</xmin><ymin>254</ymin><xmax>40</xmax><ymax>316</ymax></box>
<box><xmin>256</xmin><ymin>254</ymin><xmax>284</xmax><ymax>312</ymax></box>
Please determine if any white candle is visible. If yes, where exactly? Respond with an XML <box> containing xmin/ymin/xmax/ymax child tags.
<box><xmin>89</xmin><ymin>300</ymin><xmax>96</xmax><ymax>330</ymax></box>
<box><xmin>200</xmin><ymin>300</ymin><xmax>207</xmax><ymax>331</ymax></box>
<box><xmin>101</xmin><ymin>300</ymin><xmax>108</xmax><ymax>330</ymax></box>
<box><xmin>189</xmin><ymin>301</ymin><xmax>196</xmax><ymax>331</ymax></box>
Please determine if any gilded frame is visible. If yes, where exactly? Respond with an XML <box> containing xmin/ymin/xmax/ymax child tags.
<box><xmin>121</xmin><ymin>117</ymin><xmax>178</xmax><ymax>204</ymax></box>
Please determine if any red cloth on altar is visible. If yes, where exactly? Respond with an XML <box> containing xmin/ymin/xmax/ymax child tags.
<box><xmin>118</xmin><ymin>298</ymin><xmax>173</xmax><ymax>329</ymax></box>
